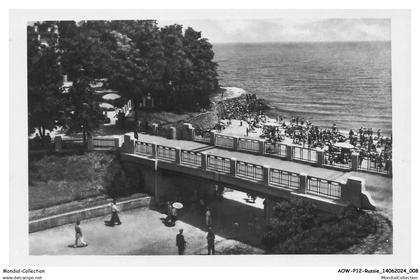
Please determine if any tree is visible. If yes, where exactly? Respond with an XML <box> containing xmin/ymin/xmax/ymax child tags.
<box><xmin>27</xmin><ymin>22</ymin><xmax>66</xmax><ymax>140</ymax></box>
<box><xmin>65</xmin><ymin>75</ymin><xmax>104</xmax><ymax>145</ymax></box>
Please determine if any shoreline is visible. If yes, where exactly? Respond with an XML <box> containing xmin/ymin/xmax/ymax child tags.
<box><xmin>209</xmin><ymin>87</ymin><xmax>392</xmax><ymax>138</ymax></box>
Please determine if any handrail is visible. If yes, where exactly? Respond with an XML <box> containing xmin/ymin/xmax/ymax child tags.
<box><xmin>207</xmin><ymin>154</ymin><xmax>230</xmax><ymax>173</ymax></box>
<box><xmin>269</xmin><ymin>168</ymin><xmax>300</xmax><ymax>189</ymax></box>
<box><xmin>306</xmin><ymin>176</ymin><xmax>342</xmax><ymax>199</ymax></box>
<box><xmin>181</xmin><ymin>150</ymin><xmax>202</xmax><ymax>167</ymax></box>
<box><xmin>236</xmin><ymin>160</ymin><xmax>264</xmax><ymax>181</ymax></box>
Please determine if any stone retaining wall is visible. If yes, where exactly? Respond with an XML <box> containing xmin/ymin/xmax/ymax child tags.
<box><xmin>29</xmin><ymin>196</ymin><xmax>151</xmax><ymax>233</ymax></box>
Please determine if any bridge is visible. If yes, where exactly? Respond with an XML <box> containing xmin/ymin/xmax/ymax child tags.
<box><xmin>119</xmin><ymin>131</ymin><xmax>386</xmax><ymax>220</ymax></box>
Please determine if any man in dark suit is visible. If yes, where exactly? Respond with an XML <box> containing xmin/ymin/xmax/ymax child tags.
<box><xmin>207</xmin><ymin>227</ymin><xmax>215</xmax><ymax>255</ymax></box>
<box><xmin>176</xmin><ymin>229</ymin><xmax>186</xmax><ymax>255</ymax></box>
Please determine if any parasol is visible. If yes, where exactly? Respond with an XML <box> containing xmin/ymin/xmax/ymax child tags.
<box><xmin>99</xmin><ymin>102</ymin><xmax>115</xmax><ymax>110</ymax></box>
<box><xmin>172</xmin><ymin>202</ymin><xmax>183</xmax><ymax>210</ymax></box>
<box><xmin>333</xmin><ymin>142</ymin><xmax>355</xmax><ymax>149</ymax></box>
<box><xmin>102</xmin><ymin>93</ymin><xmax>121</xmax><ymax>100</ymax></box>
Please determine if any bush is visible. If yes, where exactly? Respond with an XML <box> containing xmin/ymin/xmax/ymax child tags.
<box><xmin>261</xmin><ymin>198</ymin><xmax>377</xmax><ymax>254</ymax></box>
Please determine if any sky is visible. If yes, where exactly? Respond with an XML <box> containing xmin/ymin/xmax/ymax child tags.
<box><xmin>157</xmin><ymin>18</ymin><xmax>390</xmax><ymax>43</ymax></box>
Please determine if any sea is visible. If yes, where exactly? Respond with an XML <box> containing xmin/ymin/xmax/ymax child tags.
<box><xmin>213</xmin><ymin>41</ymin><xmax>392</xmax><ymax>135</ymax></box>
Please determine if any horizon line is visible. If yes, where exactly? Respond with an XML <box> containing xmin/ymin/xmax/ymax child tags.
<box><xmin>212</xmin><ymin>40</ymin><xmax>391</xmax><ymax>45</ymax></box>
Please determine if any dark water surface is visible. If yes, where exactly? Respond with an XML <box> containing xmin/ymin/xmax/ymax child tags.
<box><xmin>213</xmin><ymin>41</ymin><xmax>392</xmax><ymax>134</ymax></box>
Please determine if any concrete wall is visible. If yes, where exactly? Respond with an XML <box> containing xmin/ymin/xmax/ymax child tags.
<box><xmin>29</xmin><ymin>196</ymin><xmax>151</xmax><ymax>233</ymax></box>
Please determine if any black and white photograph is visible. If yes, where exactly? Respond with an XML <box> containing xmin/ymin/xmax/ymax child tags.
<box><xmin>5</xmin><ymin>7</ymin><xmax>415</xmax><ymax>277</ymax></box>
<box><xmin>25</xmin><ymin>17</ymin><xmax>394</xmax><ymax>256</ymax></box>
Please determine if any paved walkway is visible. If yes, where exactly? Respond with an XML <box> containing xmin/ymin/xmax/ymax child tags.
<box><xmin>30</xmin><ymin>191</ymin><xmax>266</xmax><ymax>255</ymax></box>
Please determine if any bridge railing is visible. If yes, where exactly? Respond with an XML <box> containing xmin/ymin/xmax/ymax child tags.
<box><xmin>236</xmin><ymin>160</ymin><xmax>264</xmax><ymax>181</ymax></box>
<box><xmin>322</xmin><ymin>152</ymin><xmax>352</xmax><ymax>170</ymax></box>
<box><xmin>157</xmin><ymin>145</ymin><xmax>176</xmax><ymax>162</ymax></box>
<box><xmin>269</xmin><ymin>168</ymin><xmax>300</xmax><ymax>190</ymax></box>
<box><xmin>92</xmin><ymin>137</ymin><xmax>117</xmax><ymax>149</ymax></box>
<box><xmin>181</xmin><ymin>150</ymin><xmax>202</xmax><ymax>167</ymax></box>
<box><xmin>215</xmin><ymin>134</ymin><xmax>235</xmax><ymax>149</ymax></box>
<box><xmin>306</xmin><ymin>176</ymin><xmax>342</xmax><ymax>199</ymax></box>
<box><xmin>207</xmin><ymin>154</ymin><xmax>231</xmax><ymax>173</ymax></box>
<box><xmin>357</xmin><ymin>157</ymin><xmax>391</xmax><ymax>175</ymax></box>
<box><xmin>292</xmin><ymin>146</ymin><xmax>318</xmax><ymax>163</ymax></box>
<box><xmin>193</xmin><ymin>131</ymin><xmax>211</xmax><ymax>144</ymax></box>
<box><xmin>265</xmin><ymin>142</ymin><xmax>288</xmax><ymax>158</ymax></box>
<box><xmin>237</xmin><ymin>138</ymin><xmax>260</xmax><ymax>153</ymax></box>
<box><xmin>134</xmin><ymin>141</ymin><xmax>154</xmax><ymax>156</ymax></box>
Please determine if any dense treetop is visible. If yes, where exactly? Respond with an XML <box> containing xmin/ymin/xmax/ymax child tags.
<box><xmin>27</xmin><ymin>20</ymin><xmax>220</xmax><ymax>139</ymax></box>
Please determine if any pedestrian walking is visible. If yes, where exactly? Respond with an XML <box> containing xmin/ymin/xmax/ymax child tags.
<box><xmin>207</xmin><ymin>227</ymin><xmax>215</xmax><ymax>255</ymax></box>
<box><xmin>176</xmin><ymin>229</ymin><xmax>186</xmax><ymax>255</ymax></box>
<box><xmin>108</xmin><ymin>199</ymin><xmax>122</xmax><ymax>226</ymax></box>
<box><xmin>73</xmin><ymin>220</ymin><xmax>87</xmax><ymax>248</ymax></box>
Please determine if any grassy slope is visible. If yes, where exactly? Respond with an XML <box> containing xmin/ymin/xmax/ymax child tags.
<box><xmin>28</xmin><ymin>152</ymin><xmax>115</xmax><ymax>210</ymax></box>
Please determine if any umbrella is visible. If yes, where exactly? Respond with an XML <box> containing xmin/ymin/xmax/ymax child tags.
<box><xmin>102</xmin><ymin>93</ymin><xmax>121</xmax><ymax>100</ymax></box>
<box><xmin>334</xmin><ymin>142</ymin><xmax>354</xmax><ymax>149</ymax></box>
<box><xmin>99</xmin><ymin>102</ymin><xmax>115</xmax><ymax>110</ymax></box>
<box><xmin>172</xmin><ymin>202</ymin><xmax>183</xmax><ymax>210</ymax></box>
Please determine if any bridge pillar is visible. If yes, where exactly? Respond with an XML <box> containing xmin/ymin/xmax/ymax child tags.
<box><xmin>233</xmin><ymin>137</ymin><xmax>239</xmax><ymax>151</ymax></box>
<box><xmin>351</xmin><ymin>153</ymin><xmax>359</xmax><ymax>171</ymax></box>
<box><xmin>316</xmin><ymin>150</ymin><xmax>324</xmax><ymax>167</ymax></box>
<box><xmin>264</xmin><ymin>198</ymin><xmax>275</xmax><ymax>222</ymax></box>
<box><xmin>342</xmin><ymin>177</ymin><xmax>363</xmax><ymax>208</ymax></box>
<box><xmin>175</xmin><ymin>147</ymin><xmax>182</xmax><ymax>164</ymax></box>
<box><xmin>151</xmin><ymin>143</ymin><xmax>158</xmax><ymax>159</ymax></box>
<box><xmin>230</xmin><ymin>158</ymin><xmax>237</xmax><ymax>177</ymax></box>
<box><xmin>286</xmin><ymin>145</ymin><xmax>293</xmax><ymax>161</ymax></box>
<box><xmin>169</xmin><ymin>127</ymin><xmax>176</xmax><ymax>140</ymax></box>
<box><xmin>262</xmin><ymin>165</ymin><xmax>270</xmax><ymax>185</ymax></box>
<box><xmin>201</xmin><ymin>153</ymin><xmax>208</xmax><ymax>170</ymax></box>
<box><xmin>299</xmin><ymin>173</ymin><xmax>307</xmax><ymax>193</ymax></box>
<box><xmin>258</xmin><ymin>140</ymin><xmax>265</xmax><ymax>155</ymax></box>
<box><xmin>54</xmin><ymin>136</ymin><xmax>62</xmax><ymax>152</ymax></box>
<box><xmin>210</xmin><ymin>131</ymin><xmax>216</xmax><ymax>146</ymax></box>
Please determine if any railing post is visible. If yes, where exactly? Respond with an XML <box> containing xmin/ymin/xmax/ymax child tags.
<box><xmin>151</xmin><ymin>123</ymin><xmax>158</xmax><ymax>135</ymax></box>
<box><xmin>87</xmin><ymin>136</ymin><xmax>93</xmax><ymax>151</ymax></box>
<box><xmin>262</xmin><ymin>165</ymin><xmax>270</xmax><ymax>185</ymax></box>
<box><xmin>175</xmin><ymin>147</ymin><xmax>182</xmax><ymax>164</ymax></box>
<box><xmin>190</xmin><ymin>127</ymin><xmax>195</xmax><ymax>141</ymax></box>
<box><xmin>151</xmin><ymin>143</ymin><xmax>158</xmax><ymax>159</ymax></box>
<box><xmin>169</xmin><ymin>127</ymin><xmax>177</xmax><ymax>140</ymax></box>
<box><xmin>54</xmin><ymin>136</ymin><xmax>62</xmax><ymax>152</ymax></box>
<box><xmin>113</xmin><ymin>138</ymin><xmax>120</xmax><ymax>149</ymax></box>
<box><xmin>286</xmin><ymin>145</ymin><xmax>293</xmax><ymax>161</ymax></box>
<box><xmin>201</xmin><ymin>153</ymin><xmax>208</xmax><ymax>170</ymax></box>
<box><xmin>233</xmin><ymin>137</ymin><xmax>239</xmax><ymax>151</ymax></box>
<box><xmin>259</xmin><ymin>140</ymin><xmax>265</xmax><ymax>155</ymax></box>
<box><xmin>342</xmin><ymin>177</ymin><xmax>363</xmax><ymax>208</ymax></box>
<box><xmin>299</xmin><ymin>173</ymin><xmax>307</xmax><ymax>194</ymax></box>
<box><xmin>230</xmin><ymin>157</ymin><xmax>237</xmax><ymax>177</ymax></box>
<box><xmin>210</xmin><ymin>131</ymin><xmax>216</xmax><ymax>146</ymax></box>
<box><xmin>316</xmin><ymin>149</ymin><xmax>324</xmax><ymax>167</ymax></box>
<box><xmin>351</xmin><ymin>153</ymin><xmax>359</xmax><ymax>171</ymax></box>
<box><xmin>123</xmin><ymin>135</ymin><xmax>134</xmax><ymax>153</ymax></box>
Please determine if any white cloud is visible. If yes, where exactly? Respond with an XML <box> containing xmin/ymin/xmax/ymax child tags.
<box><xmin>157</xmin><ymin>18</ymin><xmax>390</xmax><ymax>43</ymax></box>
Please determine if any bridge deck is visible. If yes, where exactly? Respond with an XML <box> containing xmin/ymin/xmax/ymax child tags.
<box><xmin>129</xmin><ymin>133</ymin><xmax>392</xmax><ymax>217</ymax></box>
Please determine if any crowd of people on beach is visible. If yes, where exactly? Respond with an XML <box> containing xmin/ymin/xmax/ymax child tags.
<box><xmin>216</xmin><ymin>94</ymin><xmax>392</xmax><ymax>171</ymax></box>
